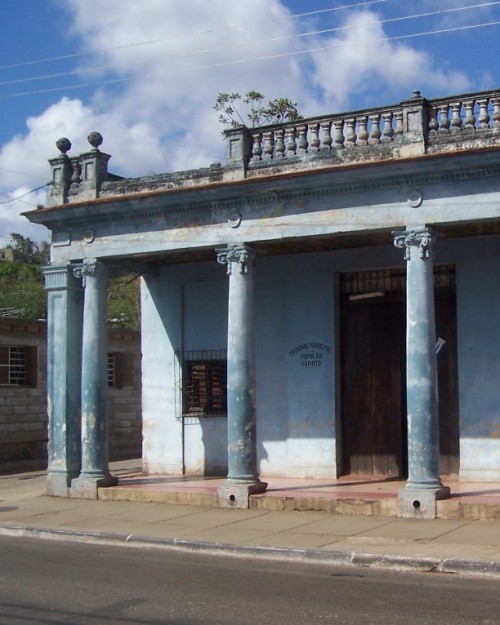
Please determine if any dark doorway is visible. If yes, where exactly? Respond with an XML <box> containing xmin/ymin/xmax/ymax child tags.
<box><xmin>340</xmin><ymin>266</ymin><xmax>459</xmax><ymax>478</ymax></box>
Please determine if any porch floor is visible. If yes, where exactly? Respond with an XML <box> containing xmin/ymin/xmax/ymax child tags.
<box><xmin>101</xmin><ymin>462</ymin><xmax>500</xmax><ymax>520</ymax></box>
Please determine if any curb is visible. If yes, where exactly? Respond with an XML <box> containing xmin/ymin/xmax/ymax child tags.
<box><xmin>1</xmin><ymin>523</ymin><xmax>499</xmax><ymax>579</ymax></box>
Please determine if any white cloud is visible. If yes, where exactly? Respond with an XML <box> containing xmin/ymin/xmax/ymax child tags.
<box><xmin>0</xmin><ymin>187</ymin><xmax>49</xmax><ymax>247</ymax></box>
<box><xmin>307</xmin><ymin>9</ymin><xmax>471</xmax><ymax>112</ymax></box>
<box><xmin>0</xmin><ymin>0</ymin><xmax>489</xmax><ymax>243</ymax></box>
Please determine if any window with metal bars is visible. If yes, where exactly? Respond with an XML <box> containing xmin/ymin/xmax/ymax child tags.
<box><xmin>107</xmin><ymin>352</ymin><xmax>135</xmax><ymax>388</ymax></box>
<box><xmin>0</xmin><ymin>345</ymin><xmax>37</xmax><ymax>386</ymax></box>
<box><xmin>183</xmin><ymin>350</ymin><xmax>227</xmax><ymax>417</ymax></box>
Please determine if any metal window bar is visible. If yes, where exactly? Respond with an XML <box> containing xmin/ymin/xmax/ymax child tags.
<box><xmin>8</xmin><ymin>347</ymin><xmax>26</xmax><ymax>385</ymax></box>
<box><xmin>107</xmin><ymin>353</ymin><xmax>116</xmax><ymax>387</ymax></box>
<box><xmin>182</xmin><ymin>350</ymin><xmax>227</xmax><ymax>417</ymax></box>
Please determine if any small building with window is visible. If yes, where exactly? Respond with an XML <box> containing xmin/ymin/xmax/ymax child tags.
<box><xmin>24</xmin><ymin>89</ymin><xmax>500</xmax><ymax>517</ymax></box>
<box><xmin>0</xmin><ymin>318</ymin><xmax>141</xmax><ymax>469</ymax></box>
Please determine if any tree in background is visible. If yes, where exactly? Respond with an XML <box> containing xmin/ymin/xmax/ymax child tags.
<box><xmin>1</xmin><ymin>233</ymin><xmax>140</xmax><ymax>328</ymax></box>
<box><xmin>6</xmin><ymin>233</ymin><xmax>50</xmax><ymax>264</ymax></box>
<box><xmin>214</xmin><ymin>90</ymin><xmax>302</xmax><ymax>129</ymax></box>
<box><xmin>107</xmin><ymin>274</ymin><xmax>141</xmax><ymax>329</ymax></box>
<box><xmin>0</xmin><ymin>261</ymin><xmax>46</xmax><ymax>319</ymax></box>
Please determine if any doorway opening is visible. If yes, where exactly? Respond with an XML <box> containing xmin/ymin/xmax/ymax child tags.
<box><xmin>340</xmin><ymin>266</ymin><xmax>459</xmax><ymax>478</ymax></box>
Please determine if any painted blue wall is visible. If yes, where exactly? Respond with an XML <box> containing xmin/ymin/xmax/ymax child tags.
<box><xmin>453</xmin><ymin>236</ymin><xmax>500</xmax><ymax>480</ymax></box>
<box><xmin>140</xmin><ymin>237</ymin><xmax>500</xmax><ymax>480</ymax></box>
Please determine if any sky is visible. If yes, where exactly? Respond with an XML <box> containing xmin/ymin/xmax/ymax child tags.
<box><xmin>0</xmin><ymin>0</ymin><xmax>498</xmax><ymax>246</ymax></box>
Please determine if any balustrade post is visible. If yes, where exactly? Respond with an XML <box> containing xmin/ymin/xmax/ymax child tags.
<box><xmin>381</xmin><ymin>113</ymin><xmax>394</xmax><ymax>142</ymax></box>
<box><xmin>223</xmin><ymin>125</ymin><xmax>252</xmax><ymax>180</ymax></box>
<box><xmin>463</xmin><ymin>100</ymin><xmax>476</xmax><ymax>130</ymax></box>
<box><xmin>345</xmin><ymin>118</ymin><xmax>357</xmax><ymax>147</ymax></box>
<box><xmin>477</xmin><ymin>99</ymin><xmax>490</xmax><ymax>128</ymax></box>
<box><xmin>393</xmin><ymin>227</ymin><xmax>450</xmax><ymax>518</ymax></box>
<box><xmin>297</xmin><ymin>124</ymin><xmax>309</xmax><ymax>152</ymax></box>
<box><xmin>310</xmin><ymin>123</ymin><xmax>320</xmax><ymax>151</ymax></box>
<box><xmin>399</xmin><ymin>90</ymin><xmax>429</xmax><ymax>156</ymax></box>
<box><xmin>252</xmin><ymin>132</ymin><xmax>263</xmax><ymax>160</ymax></box>
<box><xmin>321</xmin><ymin>120</ymin><xmax>333</xmax><ymax>149</ymax></box>
<box><xmin>450</xmin><ymin>102</ymin><xmax>463</xmax><ymax>131</ymax></box>
<box><xmin>357</xmin><ymin>117</ymin><xmax>369</xmax><ymax>145</ymax></box>
<box><xmin>263</xmin><ymin>131</ymin><xmax>274</xmax><ymax>158</ymax></box>
<box><xmin>216</xmin><ymin>245</ymin><xmax>267</xmax><ymax>508</ymax></box>
<box><xmin>275</xmin><ymin>128</ymin><xmax>285</xmax><ymax>157</ymax></box>
<box><xmin>493</xmin><ymin>97</ymin><xmax>500</xmax><ymax>129</ymax></box>
<box><xmin>285</xmin><ymin>127</ymin><xmax>297</xmax><ymax>155</ymax></box>
<box><xmin>333</xmin><ymin>120</ymin><xmax>345</xmax><ymax>148</ymax></box>
<box><xmin>369</xmin><ymin>114</ymin><xmax>381</xmax><ymax>143</ymax></box>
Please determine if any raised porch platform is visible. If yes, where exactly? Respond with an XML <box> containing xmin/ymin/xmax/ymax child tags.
<box><xmin>99</xmin><ymin>462</ymin><xmax>500</xmax><ymax>521</ymax></box>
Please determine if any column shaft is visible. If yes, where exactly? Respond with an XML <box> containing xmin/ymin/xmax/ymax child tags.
<box><xmin>216</xmin><ymin>246</ymin><xmax>267</xmax><ymax>507</ymax></box>
<box><xmin>394</xmin><ymin>227</ymin><xmax>450</xmax><ymax>518</ymax></box>
<box><xmin>71</xmin><ymin>260</ymin><xmax>117</xmax><ymax>498</ymax></box>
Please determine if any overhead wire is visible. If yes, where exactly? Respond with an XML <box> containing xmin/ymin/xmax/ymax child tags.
<box><xmin>0</xmin><ymin>0</ymin><xmax>387</xmax><ymax>72</ymax></box>
<box><xmin>1</xmin><ymin>1</ymin><xmax>499</xmax><ymax>90</ymax></box>
<box><xmin>0</xmin><ymin>184</ymin><xmax>50</xmax><ymax>206</ymax></box>
<box><xmin>0</xmin><ymin>18</ymin><xmax>498</xmax><ymax>100</ymax></box>
<box><xmin>0</xmin><ymin>2</ymin><xmax>498</xmax><ymax>89</ymax></box>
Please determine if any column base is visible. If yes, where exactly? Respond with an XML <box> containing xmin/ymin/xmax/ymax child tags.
<box><xmin>71</xmin><ymin>473</ymin><xmax>118</xmax><ymax>500</ymax></box>
<box><xmin>217</xmin><ymin>480</ymin><xmax>268</xmax><ymax>509</ymax></box>
<box><xmin>47</xmin><ymin>470</ymin><xmax>79</xmax><ymax>497</ymax></box>
<box><xmin>399</xmin><ymin>483</ymin><xmax>451</xmax><ymax>519</ymax></box>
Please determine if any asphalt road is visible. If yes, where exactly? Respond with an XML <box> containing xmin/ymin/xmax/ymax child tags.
<box><xmin>0</xmin><ymin>535</ymin><xmax>498</xmax><ymax>625</ymax></box>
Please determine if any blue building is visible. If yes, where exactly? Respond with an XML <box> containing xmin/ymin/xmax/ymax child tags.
<box><xmin>25</xmin><ymin>89</ymin><xmax>500</xmax><ymax>518</ymax></box>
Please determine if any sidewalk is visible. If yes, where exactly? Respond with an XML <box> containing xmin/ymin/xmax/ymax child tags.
<box><xmin>0</xmin><ymin>460</ymin><xmax>499</xmax><ymax>579</ymax></box>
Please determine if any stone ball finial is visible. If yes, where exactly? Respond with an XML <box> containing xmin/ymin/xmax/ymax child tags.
<box><xmin>56</xmin><ymin>137</ymin><xmax>71</xmax><ymax>155</ymax></box>
<box><xmin>412</xmin><ymin>90</ymin><xmax>422</xmax><ymax>99</ymax></box>
<box><xmin>87</xmin><ymin>131</ymin><xmax>103</xmax><ymax>150</ymax></box>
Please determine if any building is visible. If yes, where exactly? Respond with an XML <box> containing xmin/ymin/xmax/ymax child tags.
<box><xmin>0</xmin><ymin>318</ymin><xmax>141</xmax><ymax>470</ymax></box>
<box><xmin>24</xmin><ymin>89</ymin><xmax>500</xmax><ymax>517</ymax></box>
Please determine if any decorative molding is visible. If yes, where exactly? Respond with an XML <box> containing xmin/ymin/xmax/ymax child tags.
<box><xmin>73</xmin><ymin>259</ymin><xmax>99</xmax><ymax>285</ymax></box>
<box><xmin>227</xmin><ymin>211</ymin><xmax>242</xmax><ymax>228</ymax></box>
<box><xmin>43</xmin><ymin>265</ymin><xmax>75</xmax><ymax>290</ymax></box>
<box><xmin>30</xmin><ymin>159</ymin><xmax>500</xmax><ymax>233</ymax></box>
<box><xmin>83</xmin><ymin>228</ymin><xmax>95</xmax><ymax>244</ymax></box>
<box><xmin>393</xmin><ymin>228</ymin><xmax>436</xmax><ymax>260</ymax></box>
<box><xmin>407</xmin><ymin>189</ymin><xmax>423</xmax><ymax>208</ymax></box>
<box><xmin>216</xmin><ymin>245</ymin><xmax>254</xmax><ymax>275</ymax></box>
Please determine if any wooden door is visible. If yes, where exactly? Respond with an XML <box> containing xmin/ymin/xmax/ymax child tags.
<box><xmin>435</xmin><ymin>294</ymin><xmax>460</xmax><ymax>476</ymax></box>
<box><xmin>340</xmin><ymin>266</ymin><xmax>459</xmax><ymax>477</ymax></box>
<box><xmin>341</xmin><ymin>299</ymin><xmax>406</xmax><ymax>477</ymax></box>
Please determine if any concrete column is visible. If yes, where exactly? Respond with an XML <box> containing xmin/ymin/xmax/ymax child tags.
<box><xmin>71</xmin><ymin>259</ymin><xmax>117</xmax><ymax>498</ymax></box>
<box><xmin>43</xmin><ymin>264</ymin><xmax>83</xmax><ymax>496</ymax></box>
<box><xmin>216</xmin><ymin>245</ymin><xmax>267</xmax><ymax>508</ymax></box>
<box><xmin>394</xmin><ymin>227</ymin><xmax>450</xmax><ymax>518</ymax></box>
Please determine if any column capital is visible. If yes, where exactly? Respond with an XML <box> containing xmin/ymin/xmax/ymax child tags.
<box><xmin>393</xmin><ymin>227</ymin><xmax>437</xmax><ymax>261</ymax></box>
<box><xmin>43</xmin><ymin>263</ymin><xmax>82</xmax><ymax>292</ymax></box>
<box><xmin>216</xmin><ymin>245</ymin><xmax>256</xmax><ymax>275</ymax></box>
<box><xmin>73</xmin><ymin>259</ymin><xmax>107</xmax><ymax>285</ymax></box>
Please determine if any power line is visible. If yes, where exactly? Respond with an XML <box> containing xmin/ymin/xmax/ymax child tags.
<box><xmin>0</xmin><ymin>167</ymin><xmax>46</xmax><ymax>181</ymax></box>
<box><xmin>0</xmin><ymin>0</ymin><xmax>387</xmax><ymax>72</ymax></box>
<box><xmin>0</xmin><ymin>19</ymin><xmax>498</xmax><ymax>100</ymax></box>
<box><xmin>0</xmin><ymin>184</ymin><xmax>49</xmax><ymax>205</ymax></box>
<box><xmin>1</xmin><ymin>2</ymin><xmax>498</xmax><ymax>89</ymax></box>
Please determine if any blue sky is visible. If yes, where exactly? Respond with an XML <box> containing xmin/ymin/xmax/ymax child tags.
<box><xmin>0</xmin><ymin>0</ymin><xmax>499</xmax><ymax>244</ymax></box>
